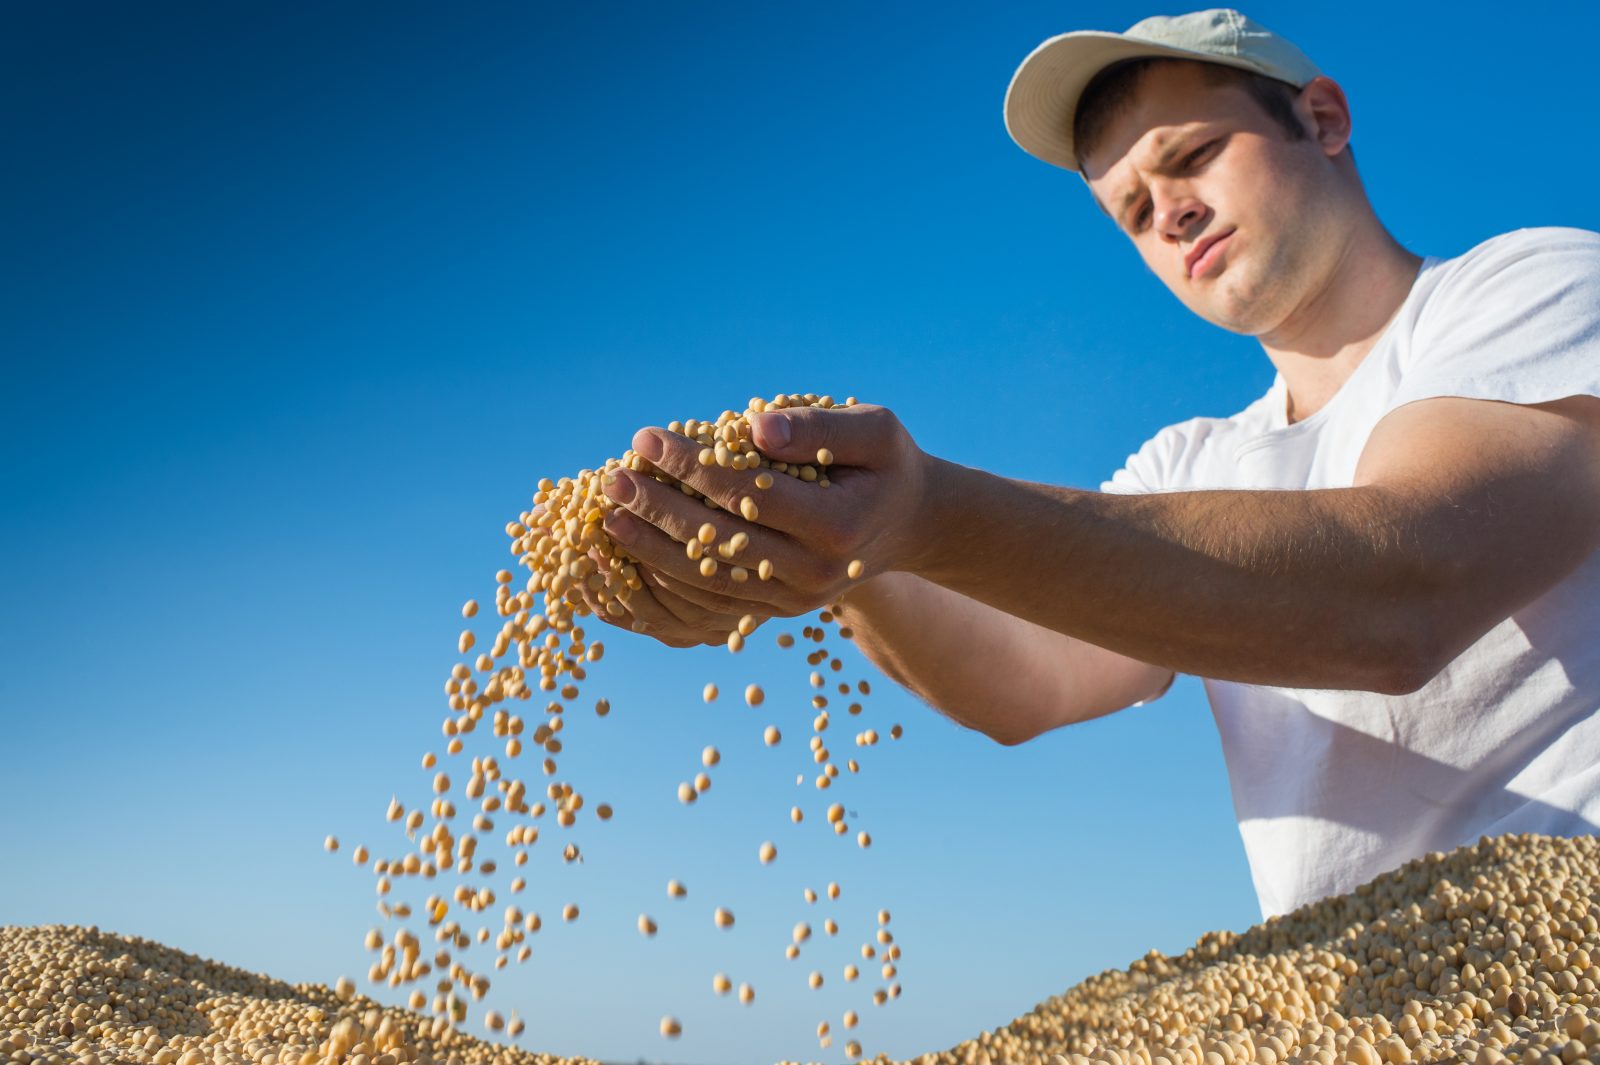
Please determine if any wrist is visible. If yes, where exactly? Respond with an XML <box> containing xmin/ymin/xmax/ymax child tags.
<box><xmin>891</xmin><ymin>451</ymin><xmax>956</xmax><ymax>580</ymax></box>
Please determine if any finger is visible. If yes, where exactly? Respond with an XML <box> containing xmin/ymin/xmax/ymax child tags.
<box><xmin>617</xmin><ymin>575</ymin><xmax>711</xmax><ymax>648</ymax></box>
<box><xmin>606</xmin><ymin>446</ymin><xmax>826</xmax><ymax>546</ymax></box>
<box><xmin>573</xmin><ymin>550</ymin><xmax>696</xmax><ymax>647</ymax></box>
<box><xmin>649</xmin><ymin>568</ymin><xmax>788</xmax><ymax>622</ymax></box>
<box><xmin>603</xmin><ymin>474</ymin><xmax>808</xmax><ymax>592</ymax></box>
<box><xmin>576</xmin><ymin>571</ymin><xmax>635</xmax><ymax>635</ymax></box>
<box><xmin>620</xmin><ymin>427</ymin><xmax>797</xmax><ymax>527</ymax></box>
<box><xmin>603</xmin><ymin>508</ymin><xmax>792</xmax><ymax>615</ymax></box>
<box><xmin>747</xmin><ymin>403</ymin><xmax>903</xmax><ymax>468</ymax></box>
<box><xmin>639</xmin><ymin>569</ymin><xmax>737</xmax><ymax>633</ymax></box>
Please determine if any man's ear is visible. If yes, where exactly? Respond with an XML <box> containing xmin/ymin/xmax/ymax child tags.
<box><xmin>1298</xmin><ymin>76</ymin><xmax>1353</xmax><ymax>158</ymax></box>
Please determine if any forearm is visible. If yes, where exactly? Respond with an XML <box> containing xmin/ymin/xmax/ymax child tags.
<box><xmin>834</xmin><ymin>572</ymin><xmax>1169</xmax><ymax>744</ymax></box>
<box><xmin>906</xmin><ymin>457</ymin><xmax>1436</xmax><ymax>693</ymax></box>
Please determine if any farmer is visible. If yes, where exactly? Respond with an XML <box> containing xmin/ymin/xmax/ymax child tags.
<box><xmin>591</xmin><ymin>9</ymin><xmax>1600</xmax><ymax>918</ymax></box>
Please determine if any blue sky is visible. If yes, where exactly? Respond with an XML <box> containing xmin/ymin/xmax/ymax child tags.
<box><xmin>4</xmin><ymin>2</ymin><xmax>1597</xmax><ymax>1063</ymax></box>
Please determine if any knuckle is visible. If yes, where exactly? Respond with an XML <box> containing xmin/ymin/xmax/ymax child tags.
<box><xmin>641</xmin><ymin>430</ymin><xmax>697</xmax><ymax>479</ymax></box>
<box><xmin>862</xmin><ymin>404</ymin><xmax>900</xmax><ymax>443</ymax></box>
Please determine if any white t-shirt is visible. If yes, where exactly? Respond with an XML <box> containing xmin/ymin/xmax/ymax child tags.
<box><xmin>1101</xmin><ymin>226</ymin><xmax>1600</xmax><ymax>919</ymax></box>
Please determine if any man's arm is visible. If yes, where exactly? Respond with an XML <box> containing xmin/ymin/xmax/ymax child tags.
<box><xmin>906</xmin><ymin>395</ymin><xmax>1600</xmax><ymax>693</ymax></box>
<box><xmin>834</xmin><ymin>571</ymin><xmax>1174</xmax><ymax>745</ymax></box>
<box><xmin>601</xmin><ymin>393</ymin><xmax>1600</xmax><ymax>697</ymax></box>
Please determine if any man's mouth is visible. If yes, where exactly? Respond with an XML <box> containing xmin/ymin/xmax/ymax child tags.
<box><xmin>1186</xmin><ymin>230</ymin><xmax>1234</xmax><ymax>279</ymax></box>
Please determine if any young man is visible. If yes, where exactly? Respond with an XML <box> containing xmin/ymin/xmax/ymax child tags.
<box><xmin>589</xmin><ymin>10</ymin><xmax>1600</xmax><ymax>918</ymax></box>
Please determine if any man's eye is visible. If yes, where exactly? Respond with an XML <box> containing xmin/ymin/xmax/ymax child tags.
<box><xmin>1182</xmin><ymin>140</ymin><xmax>1217</xmax><ymax>169</ymax></box>
<box><xmin>1131</xmin><ymin>203</ymin><xmax>1151</xmax><ymax>231</ymax></box>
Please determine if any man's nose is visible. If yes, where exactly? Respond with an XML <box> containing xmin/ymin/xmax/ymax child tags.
<box><xmin>1154</xmin><ymin>190</ymin><xmax>1206</xmax><ymax>241</ymax></box>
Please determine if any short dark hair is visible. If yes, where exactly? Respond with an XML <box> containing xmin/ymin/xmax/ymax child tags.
<box><xmin>1072</xmin><ymin>57</ymin><xmax>1347</xmax><ymax>173</ymax></box>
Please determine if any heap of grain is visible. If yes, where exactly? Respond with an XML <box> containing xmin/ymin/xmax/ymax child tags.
<box><xmin>14</xmin><ymin>833</ymin><xmax>1600</xmax><ymax>1065</ymax></box>
<box><xmin>0</xmin><ymin>924</ymin><xmax>593</xmax><ymax>1065</ymax></box>
<box><xmin>899</xmin><ymin>832</ymin><xmax>1600</xmax><ymax>1065</ymax></box>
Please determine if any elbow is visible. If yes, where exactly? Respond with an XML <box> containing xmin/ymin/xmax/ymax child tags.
<box><xmin>1368</xmin><ymin>657</ymin><xmax>1440</xmax><ymax>697</ymax></box>
<box><xmin>990</xmin><ymin>727</ymin><xmax>1036</xmax><ymax>747</ymax></box>
<box><xmin>979</xmin><ymin>714</ymin><xmax>1042</xmax><ymax>746</ymax></box>
<box><xmin>1363</xmin><ymin>614</ymin><xmax>1452</xmax><ymax>696</ymax></box>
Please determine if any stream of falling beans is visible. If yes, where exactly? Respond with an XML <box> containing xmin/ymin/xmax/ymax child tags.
<box><xmin>328</xmin><ymin>394</ymin><xmax>906</xmax><ymax>1061</ymax></box>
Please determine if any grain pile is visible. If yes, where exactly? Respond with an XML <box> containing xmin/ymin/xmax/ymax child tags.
<box><xmin>0</xmin><ymin>924</ymin><xmax>594</xmax><ymax>1065</ymax></box>
<box><xmin>904</xmin><ymin>832</ymin><xmax>1600</xmax><ymax>1065</ymax></box>
<box><xmin>12</xmin><ymin>833</ymin><xmax>1600</xmax><ymax>1064</ymax></box>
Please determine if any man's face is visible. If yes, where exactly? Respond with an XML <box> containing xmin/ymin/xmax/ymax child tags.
<box><xmin>1080</xmin><ymin>62</ymin><xmax>1350</xmax><ymax>337</ymax></box>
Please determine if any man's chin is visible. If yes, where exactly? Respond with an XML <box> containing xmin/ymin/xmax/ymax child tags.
<box><xmin>1191</xmin><ymin>274</ymin><xmax>1286</xmax><ymax>336</ymax></box>
<box><xmin>1181</xmin><ymin>292</ymin><xmax>1264</xmax><ymax>336</ymax></box>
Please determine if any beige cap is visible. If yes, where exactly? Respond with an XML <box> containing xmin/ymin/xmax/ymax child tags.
<box><xmin>1003</xmin><ymin>8</ymin><xmax>1322</xmax><ymax>172</ymax></box>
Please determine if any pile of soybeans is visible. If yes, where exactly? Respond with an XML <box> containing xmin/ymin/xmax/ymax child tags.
<box><xmin>10</xmin><ymin>832</ymin><xmax>1600</xmax><ymax>1065</ymax></box>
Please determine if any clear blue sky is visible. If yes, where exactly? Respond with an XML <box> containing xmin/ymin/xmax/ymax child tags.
<box><xmin>3</xmin><ymin>3</ymin><xmax>1596</xmax><ymax>1063</ymax></box>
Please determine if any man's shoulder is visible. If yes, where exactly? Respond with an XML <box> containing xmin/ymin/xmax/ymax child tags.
<box><xmin>1439</xmin><ymin>226</ymin><xmax>1600</xmax><ymax>276</ymax></box>
<box><xmin>1409</xmin><ymin>226</ymin><xmax>1600</xmax><ymax>332</ymax></box>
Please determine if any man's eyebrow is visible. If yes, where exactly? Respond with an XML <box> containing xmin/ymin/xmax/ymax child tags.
<box><xmin>1110</xmin><ymin>133</ymin><xmax>1210</xmax><ymax>224</ymax></box>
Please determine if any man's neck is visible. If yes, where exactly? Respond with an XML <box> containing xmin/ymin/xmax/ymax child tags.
<box><xmin>1261</xmin><ymin>224</ymin><xmax>1424</xmax><ymax>425</ymax></box>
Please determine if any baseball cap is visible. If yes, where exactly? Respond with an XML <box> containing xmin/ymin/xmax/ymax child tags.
<box><xmin>1003</xmin><ymin>8</ymin><xmax>1322</xmax><ymax>173</ymax></box>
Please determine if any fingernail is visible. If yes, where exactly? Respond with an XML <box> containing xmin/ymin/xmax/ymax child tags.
<box><xmin>604</xmin><ymin>471</ymin><xmax>637</xmax><ymax>504</ymax></box>
<box><xmin>633</xmin><ymin>429</ymin><xmax>665</xmax><ymax>462</ymax></box>
<box><xmin>751</xmin><ymin>412</ymin><xmax>791</xmax><ymax>449</ymax></box>
<box><xmin>604</xmin><ymin>510</ymin><xmax>637</xmax><ymax>544</ymax></box>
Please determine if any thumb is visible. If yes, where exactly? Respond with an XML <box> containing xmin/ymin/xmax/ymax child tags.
<box><xmin>749</xmin><ymin>404</ymin><xmax>897</xmax><ymax>467</ymax></box>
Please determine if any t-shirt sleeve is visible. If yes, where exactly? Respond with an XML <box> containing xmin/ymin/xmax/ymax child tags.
<box><xmin>1099</xmin><ymin>425</ymin><xmax>1175</xmax><ymax>495</ymax></box>
<box><xmin>1391</xmin><ymin>227</ymin><xmax>1600</xmax><ymax>414</ymax></box>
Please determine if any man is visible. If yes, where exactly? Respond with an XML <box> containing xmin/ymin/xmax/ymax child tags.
<box><xmin>588</xmin><ymin>10</ymin><xmax>1600</xmax><ymax>919</ymax></box>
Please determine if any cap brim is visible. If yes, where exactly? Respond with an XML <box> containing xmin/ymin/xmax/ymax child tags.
<box><xmin>1003</xmin><ymin>31</ymin><xmax>1267</xmax><ymax>173</ymax></box>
